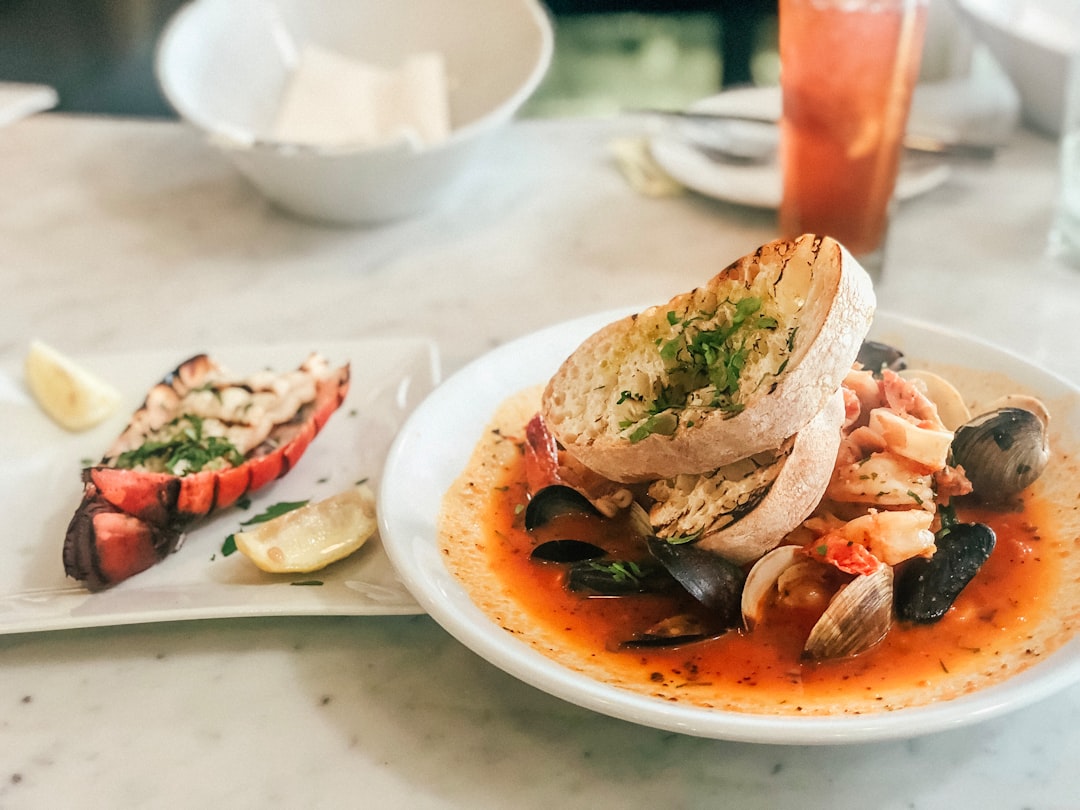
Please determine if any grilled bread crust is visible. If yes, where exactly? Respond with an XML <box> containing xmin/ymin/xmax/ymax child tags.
<box><xmin>647</xmin><ymin>389</ymin><xmax>845</xmax><ymax>564</ymax></box>
<box><xmin>540</xmin><ymin>235</ymin><xmax>874</xmax><ymax>483</ymax></box>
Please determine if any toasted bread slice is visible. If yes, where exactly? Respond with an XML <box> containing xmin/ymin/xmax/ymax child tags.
<box><xmin>540</xmin><ymin>234</ymin><xmax>874</xmax><ymax>482</ymax></box>
<box><xmin>647</xmin><ymin>388</ymin><xmax>844</xmax><ymax>564</ymax></box>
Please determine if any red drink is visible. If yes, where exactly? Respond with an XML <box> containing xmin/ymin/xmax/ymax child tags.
<box><xmin>778</xmin><ymin>0</ymin><xmax>928</xmax><ymax>265</ymax></box>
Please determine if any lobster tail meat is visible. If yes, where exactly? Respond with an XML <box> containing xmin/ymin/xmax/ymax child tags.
<box><xmin>63</xmin><ymin>352</ymin><xmax>350</xmax><ymax>590</ymax></box>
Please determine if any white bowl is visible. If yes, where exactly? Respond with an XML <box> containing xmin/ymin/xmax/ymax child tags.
<box><xmin>156</xmin><ymin>0</ymin><xmax>553</xmax><ymax>224</ymax></box>
<box><xmin>950</xmin><ymin>0</ymin><xmax>1077</xmax><ymax>135</ymax></box>
<box><xmin>378</xmin><ymin>307</ymin><xmax>1080</xmax><ymax>743</ymax></box>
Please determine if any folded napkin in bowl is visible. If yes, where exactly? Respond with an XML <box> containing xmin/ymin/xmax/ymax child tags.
<box><xmin>271</xmin><ymin>45</ymin><xmax>451</xmax><ymax>149</ymax></box>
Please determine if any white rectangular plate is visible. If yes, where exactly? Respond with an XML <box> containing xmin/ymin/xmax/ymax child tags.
<box><xmin>0</xmin><ymin>338</ymin><xmax>436</xmax><ymax>634</ymax></box>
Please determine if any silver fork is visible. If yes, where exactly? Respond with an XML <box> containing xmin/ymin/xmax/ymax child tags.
<box><xmin>634</xmin><ymin>108</ymin><xmax>999</xmax><ymax>162</ymax></box>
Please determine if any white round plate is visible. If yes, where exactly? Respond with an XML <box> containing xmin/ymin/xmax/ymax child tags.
<box><xmin>379</xmin><ymin>309</ymin><xmax>1080</xmax><ymax>744</ymax></box>
<box><xmin>648</xmin><ymin>86</ymin><xmax>951</xmax><ymax>210</ymax></box>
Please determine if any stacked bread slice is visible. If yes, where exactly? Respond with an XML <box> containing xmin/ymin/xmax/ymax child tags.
<box><xmin>541</xmin><ymin>234</ymin><xmax>876</xmax><ymax>563</ymax></box>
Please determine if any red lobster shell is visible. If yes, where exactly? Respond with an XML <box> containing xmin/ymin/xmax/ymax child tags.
<box><xmin>63</xmin><ymin>353</ymin><xmax>350</xmax><ymax>590</ymax></box>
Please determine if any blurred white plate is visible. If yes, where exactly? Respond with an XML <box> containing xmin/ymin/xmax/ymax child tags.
<box><xmin>649</xmin><ymin>86</ymin><xmax>952</xmax><ymax>210</ymax></box>
<box><xmin>0</xmin><ymin>82</ymin><xmax>57</xmax><ymax>128</ymax></box>
<box><xmin>380</xmin><ymin>308</ymin><xmax>1080</xmax><ymax>744</ymax></box>
<box><xmin>0</xmin><ymin>338</ymin><xmax>437</xmax><ymax>633</ymax></box>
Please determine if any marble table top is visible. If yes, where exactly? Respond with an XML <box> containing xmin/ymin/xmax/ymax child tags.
<box><xmin>1</xmin><ymin>112</ymin><xmax>1078</xmax><ymax>808</ymax></box>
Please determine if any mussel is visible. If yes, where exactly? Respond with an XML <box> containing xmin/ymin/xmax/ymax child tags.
<box><xmin>524</xmin><ymin>484</ymin><xmax>600</xmax><ymax>529</ymax></box>
<box><xmin>524</xmin><ymin>494</ymin><xmax>668</xmax><ymax>596</ymax></box>
<box><xmin>565</xmin><ymin>558</ymin><xmax>673</xmax><ymax>595</ymax></box>
<box><xmin>534</xmin><ymin>500</ymin><xmax>748</xmax><ymax>644</ymax></box>
<box><xmin>894</xmin><ymin>522</ymin><xmax>996</xmax><ymax>624</ymax></box>
<box><xmin>530</xmin><ymin>539</ymin><xmax>607</xmax><ymax>563</ymax></box>
<box><xmin>622</xmin><ymin>614</ymin><xmax>723</xmax><ymax>649</ymax></box>
<box><xmin>646</xmin><ymin>534</ymin><xmax>745</xmax><ymax>627</ymax></box>
<box><xmin>857</xmin><ymin>340</ymin><xmax>906</xmax><ymax>377</ymax></box>
<box><xmin>951</xmin><ymin>396</ymin><xmax>1050</xmax><ymax>501</ymax></box>
<box><xmin>626</xmin><ymin>501</ymin><xmax>742</xmax><ymax>621</ymax></box>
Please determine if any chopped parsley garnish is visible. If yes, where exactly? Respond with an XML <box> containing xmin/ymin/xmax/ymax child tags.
<box><xmin>221</xmin><ymin>500</ymin><xmax>310</xmax><ymax>557</ymax></box>
<box><xmin>114</xmin><ymin>415</ymin><xmax>243</xmax><ymax>475</ymax></box>
<box><xmin>239</xmin><ymin>500</ymin><xmax>309</xmax><ymax>525</ymax></box>
<box><xmin>625</xmin><ymin>412</ymin><xmax>678</xmax><ymax>443</ymax></box>
<box><xmin>662</xmin><ymin>532</ymin><xmax>701</xmax><ymax>545</ymax></box>
<box><xmin>621</xmin><ymin>296</ymin><xmax>781</xmax><ymax>442</ymax></box>
<box><xmin>937</xmin><ymin>503</ymin><xmax>959</xmax><ymax>534</ymax></box>
<box><xmin>587</xmin><ymin>560</ymin><xmax>648</xmax><ymax>586</ymax></box>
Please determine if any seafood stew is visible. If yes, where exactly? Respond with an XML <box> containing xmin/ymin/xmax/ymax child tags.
<box><xmin>433</xmin><ymin>327</ymin><xmax>1080</xmax><ymax>720</ymax></box>
<box><xmin>467</xmin><ymin>406</ymin><xmax>1057</xmax><ymax>713</ymax></box>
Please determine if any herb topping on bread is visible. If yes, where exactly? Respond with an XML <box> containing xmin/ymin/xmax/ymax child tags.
<box><xmin>540</xmin><ymin>235</ymin><xmax>875</xmax><ymax>483</ymax></box>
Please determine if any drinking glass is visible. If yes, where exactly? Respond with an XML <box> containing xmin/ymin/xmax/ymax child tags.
<box><xmin>777</xmin><ymin>0</ymin><xmax>929</xmax><ymax>281</ymax></box>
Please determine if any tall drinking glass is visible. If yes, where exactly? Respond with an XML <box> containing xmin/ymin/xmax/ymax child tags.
<box><xmin>778</xmin><ymin>0</ymin><xmax>929</xmax><ymax>280</ymax></box>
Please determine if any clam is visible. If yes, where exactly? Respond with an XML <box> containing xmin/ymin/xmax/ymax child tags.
<box><xmin>951</xmin><ymin>395</ymin><xmax>1050</xmax><ymax>500</ymax></box>
<box><xmin>742</xmin><ymin>545</ymin><xmax>893</xmax><ymax>661</ymax></box>
<box><xmin>898</xmin><ymin>368</ymin><xmax>972</xmax><ymax>431</ymax></box>
<box><xmin>894</xmin><ymin>522</ymin><xmax>995</xmax><ymax>624</ymax></box>
<box><xmin>741</xmin><ymin>544</ymin><xmax>803</xmax><ymax>630</ymax></box>
<box><xmin>803</xmin><ymin>565</ymin><xmax>893</xmax><ymax>660</ymax></box>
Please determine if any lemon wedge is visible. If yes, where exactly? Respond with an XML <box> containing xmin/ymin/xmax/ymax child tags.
<box><xmin>24</xmin><ymin>339</ymin><xmax>122</xmax><ymax>431</ymax></box>
<box><xmin>234</xmin><ymin>484</ymin><xmax>378</xmax><ymax>573</ymax></box>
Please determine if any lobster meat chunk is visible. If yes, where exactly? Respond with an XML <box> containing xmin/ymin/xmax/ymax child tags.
<box><xmin>63</xmin><ymin>352</ymin><xmax>350</xmax><ymax>590</ymax></box>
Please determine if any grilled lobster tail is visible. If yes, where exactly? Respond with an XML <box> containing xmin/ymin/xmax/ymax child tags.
<box><xmin>63</xmin><ymin>353</ymin><xmax>350</xmax><ymax>590</ymax></box>
<box><xmin>63</xmin><ymin>485</ymin><xmax>183</xmax><ymax>591</ymax></box>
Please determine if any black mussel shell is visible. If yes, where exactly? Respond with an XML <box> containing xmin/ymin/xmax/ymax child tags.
<box><xmin>646</xmin><ymin>537</ymin><xmax>745</xmax><ymax>626</ymax></box>
<box><xmin>530</xmin><ymin>539</ymin><xmax>607</xmax><ymax>563</ymax></box>
<box><xmin>565</xmin><ymin>558</ymin><xmax>673</xmax><ymax>596</ymax></box>
<box><xmin>857</xmin><ymin>340</ymin><xmax>906</xmax><ymax>377</ymax></box>
<box><xmin>524</xmin><ymin>484</ymin><xmax>600</xmax><ymax>530</ymax></box>
<box><xmin>894</xmin><ymin>522</ymin><xmax>996</xmax><ymax>624</ymax></box>
<box><xmin>720</xmin><ymin>484</ymin><xmax>771</xmax><ymax>529</ymax></box>
<box><xmin>621</xmin><ymin>614</ymin><xmax>723</xmax><ymax>649</ymax></box>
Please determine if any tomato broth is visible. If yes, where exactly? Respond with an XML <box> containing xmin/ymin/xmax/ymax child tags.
<box><xmin>482</xmin><ymin>450</ymin><xmax>1060</xmax><ymax>713</ymax></box>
